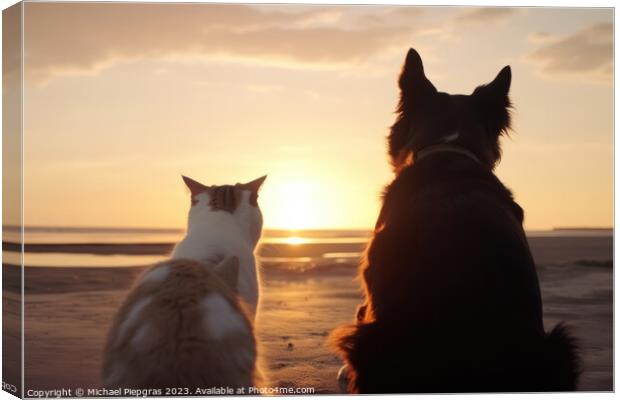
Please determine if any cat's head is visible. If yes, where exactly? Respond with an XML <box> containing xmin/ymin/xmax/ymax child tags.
<box><xmin>388</xmin><ymin>48</ymin><xmax>512</xmax><ymax>172</ymax></box>
<box><xmin>182</xmin><ymin>175</ymin><xmax>267</xmax><ymax>247</ymax></box>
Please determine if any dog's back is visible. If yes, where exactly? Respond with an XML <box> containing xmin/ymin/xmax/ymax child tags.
<box><xmin>332</xmin><ymin>49</ymin><xmax>580</xmax><ymax>393</ymax></box>
<box><xmin>335</xmin><ymin>155</ymin><xmax>580</xmax><ymax>392</ymax></box>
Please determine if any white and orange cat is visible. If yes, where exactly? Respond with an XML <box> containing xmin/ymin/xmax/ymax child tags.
<box><xmin>102</xmin><ymin>175</ymin><xmax>266</xmax><ymax>390</ymax></box>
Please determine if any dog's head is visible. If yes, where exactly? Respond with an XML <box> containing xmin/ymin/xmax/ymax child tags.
<box><xmin>388</xmin><ymin>48</ymin><xmax>512</xmax><ymax>172</ymax></box>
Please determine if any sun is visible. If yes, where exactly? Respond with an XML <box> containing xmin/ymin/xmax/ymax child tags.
<box><xmin>283</xmin><ymin>236</ymin><xmax>306</xmax><ymax>245</ymax></box>
<box><xmin>261</xmin><ymin>179</ymin><xmax>321</xmax><ymax>230</ymax></box>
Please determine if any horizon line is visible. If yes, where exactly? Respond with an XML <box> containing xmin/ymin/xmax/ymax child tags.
<box><xmin>1</xmin><ymin>225</ymin><xmax>614</xmax><ymax>233</ymax></box>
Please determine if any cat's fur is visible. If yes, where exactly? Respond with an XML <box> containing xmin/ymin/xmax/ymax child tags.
<box><xmin>332</xmin><ymin>48</ymin><xmax>580</xmax><ymax>393</ymax></box>
<box><xmin>102</xmin><ymin>175</ymin><xmax>266</xmax><ymax>390</ymax></box>
<box><xmin>173</xmin><ymin>175</ymin><xmax>266</xmax><ymax>318</ymax></box>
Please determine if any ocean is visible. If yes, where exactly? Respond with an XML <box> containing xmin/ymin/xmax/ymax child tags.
<box><xmin>2</xmin><ymin>226</ymin><xmax>613</xmax><ymax>270</ymax></box>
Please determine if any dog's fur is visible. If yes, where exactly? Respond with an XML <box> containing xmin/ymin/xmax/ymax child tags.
<box><xmin>332</xmin><ymin>48</ymin><xmax>580</xmax><ymax>393</ymax></box>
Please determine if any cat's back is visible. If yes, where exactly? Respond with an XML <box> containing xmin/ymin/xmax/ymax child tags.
<box><xmin>102</xmin><ymin>258</ymin><xmax>257</xmax><ymax>390</ymax></box>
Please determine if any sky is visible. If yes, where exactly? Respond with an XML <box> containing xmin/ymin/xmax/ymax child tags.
<box><xmin>12</xmin><ymin>3</ymin><xmax>613</xmax><ymax>230</ymax></box>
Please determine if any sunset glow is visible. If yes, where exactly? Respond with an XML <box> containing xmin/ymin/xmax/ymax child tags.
<box><xmin>264</xmin><ymin>180</ymin><xmax>321</xmax><ymax>230</ymax></box>
<box><xmin>283</xmin><ymin>236</ymin><xmax>307</xmax><ymax>245</ymax></box>
<box><xmin>15</xmin><ymin>4</ymin><xmax>612</xmax><ymax>231</ymax></box>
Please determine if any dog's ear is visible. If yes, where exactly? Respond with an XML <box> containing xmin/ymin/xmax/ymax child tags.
<box><xmin>488</xmin><ymin>66</ymin><xmax>511</xmax><ymax>99</ymax></box>
<box><xmin>398</xmin><ymin>48</ymin><xmax>436</xmax><ymax>101</ymax></box>
<box><xmin>389</xmin><ymin>49</ymin><xmax>436</xmax><ymax>171</ymax></box>
<box><xmin>473</xmin><ymin>66</ymin><xmax>512</xmax><ymax>137</ymax></box>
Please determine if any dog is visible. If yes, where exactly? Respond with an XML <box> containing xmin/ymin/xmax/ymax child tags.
<box><xmin>332</xmin><ymin>48</ymin><xmax>580</xmax><ymax>393</ymax></box>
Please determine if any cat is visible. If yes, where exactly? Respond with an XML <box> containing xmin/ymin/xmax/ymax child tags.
<box><xmin>102</xmin><ymin>175</ymin><xmax>266</xmax><ymax>390</ymax></box>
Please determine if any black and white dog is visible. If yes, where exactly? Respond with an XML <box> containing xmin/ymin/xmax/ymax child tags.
<box><xmin>332</xmin><ymin>48</ymin><xmax>580</xmax><ymax>393</ymax></box>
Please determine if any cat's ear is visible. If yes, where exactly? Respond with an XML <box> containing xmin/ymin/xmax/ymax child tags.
<box><xmin>213</xmin><ymin>256</ymin><xmax>239</xmax><ymax>292</ymax></box>
<box><xmin>182</xmin><ymin>175</ymin><xmax>208</xmax><ymax>197</ymax></box>
<box><xmin>243</xmin><ymin>175</ymin><xmax>267</xmax><ymax>192</ymax></box>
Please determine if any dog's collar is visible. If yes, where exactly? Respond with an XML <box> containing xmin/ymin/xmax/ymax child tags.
<box><xmin>415</xmin><ymin>144</ymin><xmax>481</xmax><ymax>165</ymax></box>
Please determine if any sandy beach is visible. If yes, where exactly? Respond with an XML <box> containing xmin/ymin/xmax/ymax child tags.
<box><xmin>2</xmin><ymin>234</ymin><xmax>613</xmax><ymax>394</ymax></box>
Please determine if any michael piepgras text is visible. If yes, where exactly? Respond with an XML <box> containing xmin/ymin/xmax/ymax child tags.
<box><xmin>87</xmin><ymin>387</ymin><xmax>238</xmax><ymax>397</ymax></box>
<box><xmin>86</xmin><ymin>386</ymin><xmax>315</xmax><ymax>397</ymax></box>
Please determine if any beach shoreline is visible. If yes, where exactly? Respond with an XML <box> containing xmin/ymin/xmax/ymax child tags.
<box><xmin>2</xmin><ymin>263</ymin><xmax>612</xmax><ymax>393</ymax></box>
<box><xmin>2</xmin><ymin>233</ymin><xmax>613</xmax><ymax>393</ymax></box>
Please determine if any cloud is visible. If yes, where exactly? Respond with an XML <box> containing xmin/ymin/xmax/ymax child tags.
<box><xmin>526</xmin><ymin>23</ymin><xmax>612</xmax><ymax>84</ymax></box>
<box><xmin>24</xmin><ymin>3</ymin><xmax>421</xmax><ymax>83</ymax></box>
<box><xmin>454</xmin><ymin>7</ymin><xmax>519</xmax><ymax>25</ymax></box>
<box><xmin>527</xmin><ymin>31</ymin><xmax>555</xmax><ymax>44</ymax></box>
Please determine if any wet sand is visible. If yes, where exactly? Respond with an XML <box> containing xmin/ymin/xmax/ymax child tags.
<box><xmin>2</xmin><ymin>235</ymin><xmax>613</xmax><ymax>394</ymax></box>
